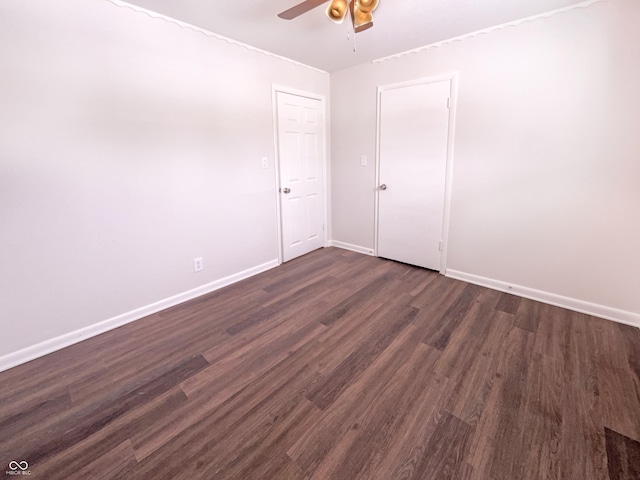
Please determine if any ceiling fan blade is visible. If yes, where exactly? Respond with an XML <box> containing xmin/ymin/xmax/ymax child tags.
<box><xmin>278</xmin><ymin>0</ymin><xmax>329</xmax><ymax>20</ymax></box>
<box><xmin>355</xmin><ymin>21</ymin><xmax>373</xmax><ymax>33</ymax></box>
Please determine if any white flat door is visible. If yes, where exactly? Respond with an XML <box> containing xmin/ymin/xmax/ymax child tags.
<box><xmin>276</xmin><ymin>92</ymin><xmax>325</xmax><ymax>262</ymax></box>
<box><xmin>377</xmin><ymin>80</ymin><xmax>451</xmax><ymax>270</ymax></box>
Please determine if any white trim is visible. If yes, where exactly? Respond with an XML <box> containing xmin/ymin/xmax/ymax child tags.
<box><xmin>0</xmin><ymin>259</ymin><xmax>279</xmax><ymax>373</ymax></box>
<box><xmin>106</xmin><ymin>1</ymin><xmax>328</xmax><ymax>74</ymax></box>
<box><xmin>372</xmin><ymin>0</ymin><xmax>607</xmax><ymax>64</ymax></box>
<box><xmin>271</xmin><ymin>85</ymin><xmax>327</xmax><ymax>103</ymax></box>
<box><xmin>440</xmin><ymin>73</ymin><xmax>458</xmax><ymax>274</ymax></box>
<box><xmin>446</xmin><ymin>269</ymin><xmax>640</xmax><ymax>328</ymax></box>
<box><xmin>374</xmin><ymin>74</ymin><xmax>458</xmax><ymax>274</ymax></box>
<box><xmin>272</xmin><ymin>85</ymin><xmax>329</xmax><ymax>264</ymax></box>
<box><xmin>328</xmin><ymin>240</ymin><xmax>375</xmax><ymax>256</ymax></box>
<box><xmin>373</xmin><ymin>87</ymin><xmax>382</xmax><ymax>257</ymax></box>
<box><xmin>271</xmin><ymin>87</ymin><xmax>285</xmax><ymax>265</ymax></box>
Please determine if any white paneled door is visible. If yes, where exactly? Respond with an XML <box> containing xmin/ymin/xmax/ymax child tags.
<box><xmin>276</xmin><ymin>91</ymin><xmax>325</xmax><ymax>262</ymax></box>
<box><xmin>377</xmin><ymin>80</ymin><xmax>452</xmax><ymax>270</ymax></box>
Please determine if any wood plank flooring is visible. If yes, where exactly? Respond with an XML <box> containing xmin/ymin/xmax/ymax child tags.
<box><xmin>1</xmin><ymin>247</ymin><xmax>639</xmax><ymax>479</ymax></box>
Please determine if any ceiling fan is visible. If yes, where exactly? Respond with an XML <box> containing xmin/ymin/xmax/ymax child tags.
<box><xmin>278</xmin><ymin>0</ymin><xmax>379</xmax><ymax>33</ymax></box>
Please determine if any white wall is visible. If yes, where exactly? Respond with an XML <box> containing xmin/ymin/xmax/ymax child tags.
<box><xmin>0</xmin><ymin>0</ymin><xmax>329</xmax><ymax>361</ymax></box>
<box><xmin>331</xmin><ymin>0</ymin><xmax>640</xmax><ymax>321</ymax></box>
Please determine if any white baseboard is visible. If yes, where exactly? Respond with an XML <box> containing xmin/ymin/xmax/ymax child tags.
<box><xmin>446</xmin><ymin>269</ymin><xmax>640</xmax><ymax>328</ymax></box>
<box><xmin>0</xmin><ymin>259</ymin><xmax>280</xmax><ymax>373</ymax></box>
<box><xmin>328</xmin><ymin>240</ymin><xmax>375</xmax><ymax>256</ymax></box>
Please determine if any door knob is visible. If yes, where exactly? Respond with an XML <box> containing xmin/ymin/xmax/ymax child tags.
<box><xmin>379</xmin><ymin>184</ymin><xmax>387</xmax><ymax>190</ymax></box>
<box><xmin>283</xmin><ymin>187</ymin><xmax>291</xmax><ymax>194</ymax></box>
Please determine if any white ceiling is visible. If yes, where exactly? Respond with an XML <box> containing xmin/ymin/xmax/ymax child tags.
<box><xmin>121</xmin><ymin>0</ymin><xmax>588</xmax><ymax>72</ymax></box>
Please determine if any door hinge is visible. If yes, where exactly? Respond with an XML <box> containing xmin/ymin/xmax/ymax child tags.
<box><xmin>439</xmin><ymin>240</ymin><xmax>443</xmax><ymax>251</ymax></box>
<box><xmin>446</xmin><ymin>97</ymin><xmax>451</xmax><ymax>109</ymax></box>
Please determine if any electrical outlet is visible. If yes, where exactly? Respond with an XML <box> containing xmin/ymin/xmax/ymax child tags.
<box><xmin>261</xmin><ymin>157</ymin><xmax>268</xmax><ymax>168</ymax></box>
<box><xmin>193</xmin><ymin>257</ymin><xmax>203</xmax><ymax>272</ymax></box>
<box><xmin>360</xmin><ymin>155</ymin><xmax>367</xmax><ymax>167</ymax></box>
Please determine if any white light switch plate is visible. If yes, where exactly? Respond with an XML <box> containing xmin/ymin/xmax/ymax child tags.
<box><xmin>194</xmin><ymin>257</ymin><xmax>203</xmax><ymax>272</ymax></box>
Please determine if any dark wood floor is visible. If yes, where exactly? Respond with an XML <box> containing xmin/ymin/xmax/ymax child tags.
<box><xmin>1</xmin><ymin>247</ymin><xmax>639</xmax><ymax>479</ymax></box>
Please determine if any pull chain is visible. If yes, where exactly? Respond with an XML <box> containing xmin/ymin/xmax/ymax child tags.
<box><xmin>346</xmin><ymin>20</ymin><xmax>357</xmax><ymax>52</ymax></box>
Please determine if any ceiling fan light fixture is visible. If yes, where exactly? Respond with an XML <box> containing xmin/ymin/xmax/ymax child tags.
<box><xmin>353</xmin><ymin>8</ymin><xmax>373</xmax><ymax>28</ymax></box>
<box><xmin>355</xmin><ymin>0</ymin><xmax>378</xmax><ymax>14</ymax></box>
<box><xmin>326</xmin><ymin>0</ymin><xmax>349</xmax><ymax>23</ymax></box>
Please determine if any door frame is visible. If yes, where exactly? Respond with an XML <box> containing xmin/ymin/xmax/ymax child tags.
<box><xmin>374</xmin><ymin>73</ymin><xmax>459</xmax><ymax>274</ymax></box>
<box><xmin>271</xmin><ymin>85</ymin><xmax>329</xmax><ymax>265</ymax></box>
